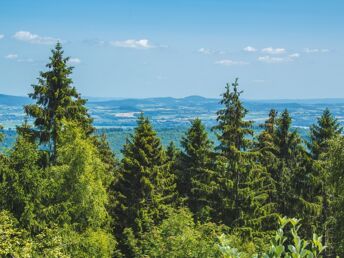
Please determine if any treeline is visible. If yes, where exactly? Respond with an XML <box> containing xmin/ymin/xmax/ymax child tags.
<box><xmin>0</xmin><ymin>43</ymin><xmax>343</xmax><ymax>257</ymax></box>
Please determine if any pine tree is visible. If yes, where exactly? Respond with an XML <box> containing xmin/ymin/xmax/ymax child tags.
<box><xmin>113</xmin><ymin>114</ymin><xmax>176</xmax><ymax>255</ymax></box>
<box><xmin>309</xmin><ymin>108</ymin><xmax>342</xmax><ymax>160</ymax></box>
<box><xmin>212</xmin><ymin>79</ymin><xmax>275</xmax><ymax>239</ymax></box>
<box><xmin>178</xmin><ymin>118</ymin><xmax>216</xmax><ymax>222</ymax></box>
<box><xmin>24</xmin><ymin>42</ymin><xmax>93</xmax><ymax>162</ymax></box>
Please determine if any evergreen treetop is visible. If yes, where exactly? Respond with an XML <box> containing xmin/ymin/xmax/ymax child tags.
<box><xmin>24</xmin><ymin>42</ymin><xmax>93</xmax><ymax>161</ymax></box>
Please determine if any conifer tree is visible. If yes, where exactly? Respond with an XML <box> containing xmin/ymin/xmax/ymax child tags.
<box><xmin>24</xmin><ymin>42</ymin><xmax>93</xmax><ymax>162</ymax></box>
<box><xmin>309</xmin><ymin>108</ymin><xmax>342</xmax><ymax>160</ymax></box>
<box><xmin>309</xmin><ymin>109</ymin><xmax>342</xmax><ymax>255</ymax></box>
<box><xmin>212</xmin><ymin>79</ymin><xmax>275</xmax><ymax>238</ymax></box>
<box><xmin>1</xmin><ymin>129</ymin><xmax>44</xmax><ymax>233</ymax></box>
<box><xmin>178</xmin><ymin>118</ymin><xmax>216</xmax><ymax>222</ymax></box>
<box><xmin>324</xmin><ymin>136</ymin><xmax>344</xmax><ymax>257</ymax></box>
<box><xmin>113</xmin><ymin>114</ymin><xmax>176</xmax><ymax>255</ymax></box>
<box><xmin>166</xmin><ymin>141</ymin><xmax>179</xmax><ymax>163</ymax></box>
<box><xmin>274</xmin><ymin>110</ymin><xmax>321</xmax><ymax>236</ymax></box>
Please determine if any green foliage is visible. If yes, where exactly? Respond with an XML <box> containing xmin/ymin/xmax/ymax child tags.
<box><xmin>24</xmin><ymin>42</ymin><xmax>93</xmax><ymax>162</ymax></box>
<box><xmin>212</xmin><ymin>79</ymin><xmax>276</xmax><ymax>239</ymax></box>
<box><xmin>113</xmin><ymin>114</ymin><xmax>176</xmax><ymax>255</ymax></box>
<box><xmin>178</xmin><ymin>118</ymin><xmax>217</xmax><ymax>222</ymax></box>
<box><xmin>131</xmin><ymin>208</ymin><xmax>223</xmax><ymax>258</ymax></box>
<box><xmin>309</xmin><ymin>108</ymin><xmax>342</xmax><ymax>160</ymax></box>
<box><xmin>219</xmin><ymin>217</ymin><xmax>326</xmax><ymax>258</ymax></box>
<box><xmin>46</xmin><ymin>121</ymin><xmax>112</xmax><ymax>231</ymax></box>
<box><xmin>1</xmin><ymin>133</ymin><xmax>45</xmax><ymax>232</ymax></box>
<box><xmin>1</xmin><ymin>45</ymin><xmax>344</xmax><ymax>257</ymax></box>
<box><xmin>0</xmin><ymin>210</ymin><xmax>33</xmax><ymax>257</ymax></box>
<box><xmin>323</xmin><ymin>136</ymin><xmax>344</xmax><ymax>256</ymax></box>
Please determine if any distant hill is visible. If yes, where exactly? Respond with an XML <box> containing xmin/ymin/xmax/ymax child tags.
<box><xmin>1</xmin><ymin>93</ymin><xmax>344</xmax><ymax>106</ymax></box>
<box><xmin>0</xmin><ymin>94</ymin><xmax>31</xmax><ymax>106</ymax></box>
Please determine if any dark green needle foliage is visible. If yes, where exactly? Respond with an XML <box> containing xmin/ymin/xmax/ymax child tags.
<box><xmin>212</xmin><ymin>79</ymin><xmax>276</xmax><ymax>241</ymax></box>
<box><xmin>113</xmin><ymin>114</ymin><xmax>176</xmax><ymax>256</ymax></box>
<box><xmin>24</xmin><ymin>42</ymin><xmax>93</xmax><ymax>162</ymax></box>
<box><xmin>309</xmin><ymin>108</ymin><xmax>343</xmax><ymax>160</ymax></box>
<box><xmin>178</xmin><ymin>118</ymin><xmax>217</xmax><ymax>222</ymax></box>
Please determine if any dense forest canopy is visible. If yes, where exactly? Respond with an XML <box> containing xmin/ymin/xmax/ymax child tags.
<box><xmin>1</xmin><ymin>43</ymin><xmax>343</xmax><ymax>257</ymax></box>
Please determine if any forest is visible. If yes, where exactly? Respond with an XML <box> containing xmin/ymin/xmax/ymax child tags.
<box><xmin>0</xmin><ymin>43</ymin><xmax>343</xmax><ymax>258</ymax></box>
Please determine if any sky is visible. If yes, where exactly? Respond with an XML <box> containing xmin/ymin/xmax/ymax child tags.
<box><xmin>0</xmin><ymin>0</ymin><xmax>343</xmax><ymax>99</ymax></box>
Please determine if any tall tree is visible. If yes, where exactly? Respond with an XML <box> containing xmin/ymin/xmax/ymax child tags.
<box><xmin>273</xmin><ymin>110</ymin><xmax>321</xmax><ymax>237</ymax></box>
<box><xmin>212</xmin><ymin>79</ymin><xmax>275</xmax><ymax>239</ymax></box>
<box><xmin>178</xmin><ymin>118</ymin><xmax>217</xmax><ymax>222</ymax></box>
<box><xmin>324</xmin><ymin>136</ymin><xmax>344</xmax><ymax>257</ymax></box>
<box><xmin>309</xmin><ymin>108</ymin><xmax>342</xmax><ymax>160</ymax></box>
<box><xmin>1</xmin><ymin>129</ymin><xmax>44</xmax><ymax>233</ymax></box>
<box><xmin>24</xmin><ymin>42</ymin><xmax>93</xmax><ymax>162</ymax></box>
<box><xmin>113</xmin><ymin>114</ymin><xmax>176</xmax><ymax>255</ymax></box>
<box><xmin>309</xmin><ymin>109</ymin><xmax>342</xmax><ymax>256</ymax></box>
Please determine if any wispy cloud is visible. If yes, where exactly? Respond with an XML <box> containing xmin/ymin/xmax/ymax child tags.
<box><xmin>0</xmin><ymin>34</ymin><xmax>4</xmax><ymax>40</ymax></box>
<box><xmin>261</xmin><ymin>47</ymin><xmax>286</xmax><ymax>55</ymax></box>
<box><xmin>304</xmin><ymin>48</ymin><xmax>329</xmax><ymax>53</ymax></box>
<box><xmin>289</xmin><ymin>53</ymin><xmax>300</xmax><ymax>58</ymax></box>
<box><xmin>110</xmin><ymin>39</ymin><xmax>154</xmax><ymax>49</ymax></box>
<box><xmin>198</xmin><ymin>47</ymin><xmax>225</xmax><ymax>55</ymax></box>
<box><xmin>13</xmin><ymin>31</ymin><xmax>60</xmax><ymax>45</ymax></box>
<box><xmin>258</xmin><ymin>56</ymin><xmax>288</xmax><ymax>64</ymax></box>
<box><xmin>215</xmin><ymin>59</ymin><xmax>249</xmax><ymax>66</ymax></box>
<box><xmin>68</xmin><ymin>58</ymin><xmax>81</xmax><ymax>64</ymax></box>
<box><xmin>5</xmin><ymin>54</ymin><xmax>18</xmax><ymax>59</ymax></box>
<box><xmin>243</xmin><ymin>46</ymin><xmax>257</xmax><ymax>52</ymax></box>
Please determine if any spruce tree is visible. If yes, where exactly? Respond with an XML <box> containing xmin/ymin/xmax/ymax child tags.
<box><xmin>309</xmin><ymin>108</ymin><xmax>342</xmax><ymax>160</ymax></box>
<box><xmin>113</xmin><ymin>114</ymin><xmax>176</xmax><ymax>255</ymax></box>
<box><xmin>24</xmin><ymin>42</ymin><xmax>93</xmax><ymax>162</ymax></box>
<box><xmin>1</xmin><ymin>129</ymin><xmax>44</xmax><ymax>232</ymax></box>
<box><xmin>274</xmin><ymin>110</ymin><xmax>321</xmax><ymax>236</ymax></box>
<box><xmin>309</xmin><ymin>109</ymin><xmax>342</xmax><ymax>255</ymax></box>
<box><xmin>212</xmin><ymin>79</ymin><xmax>275</xmax><ymax>239</ymax></box>
<box><xmin>178</xmin><ymin>118</ymin><xmax>216</xmax><ymax>222</ymax></box>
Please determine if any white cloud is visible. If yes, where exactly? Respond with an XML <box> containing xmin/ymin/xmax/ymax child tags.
<box><xmin>13</xmin><ymin>31</ymin><xmax>59</xmax><ymax>45</ymax></box>
<box><xmin>243</xmin><ymin>46</ymin><xmax>257</xmax><ymax>52</ymax></box>
<box><xmin>68</xmin><ymin>58</ymin><xmax>81</xmax><ymax>64</ymax></box>
<box><xmin>258</xmin><ymin>56</ymin><xmax>289</xmax><ymax>64</ymax></box>
<box><xmin>198</xmin><ymin>48</ymin><xmax>225</xmax><ymax>55</ymax></box>
<box><xmin>5</xmin><ymin>54</ymin><xmax>18</xmax><ymax>59</ymax></box>
<box><xmin>289</xmin><ymin>53</ymin><xmax>300</xmax><ymax>58</ymax></box>
<box><xmin>0</xmin><ymin>34</ymin><xmax>4</xmax><ymax>39</ymax></box>
<box><xmin>304</xmin><ymin>48</ymin><xmax>330</xmax><ymax>53</ymax></box>
<box><xmin>110</xmin><ymin>39</ymin><xmax>154</xmax><ymax>49</ymax></box>
<box><xmin>215</xmin><ymin>59</ymin><xmax>249</xmax><ymax>66</ymax></box>
<box><xmin>262</xmin><ymin>47</ymin><xmax>286</xmax><ymax>55</ymax></box>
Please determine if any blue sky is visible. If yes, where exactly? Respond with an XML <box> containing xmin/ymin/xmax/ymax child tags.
<box><xmin>0</xmin><ymin>0</ymin><xmax>343</xmax><ymax>99</ymax></box>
